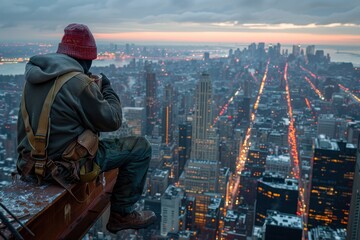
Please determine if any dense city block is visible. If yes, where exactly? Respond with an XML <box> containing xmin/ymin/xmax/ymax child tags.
<box><xmin>1</xmin><ymin>42</ymin><xmax>360</xmax><ymax>239</ymax></box>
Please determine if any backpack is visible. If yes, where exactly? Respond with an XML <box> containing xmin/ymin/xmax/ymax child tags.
<box><xmin>20</xmin><ymin>71</ymin><xmax>101</xmax><ymax>202</ymax></box>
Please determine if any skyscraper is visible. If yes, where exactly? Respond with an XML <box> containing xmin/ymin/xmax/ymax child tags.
<box><xmin>292</xmin><ymin>44</ymin><xmax>301</xmax><ymax>56</ymax></box>
<box><xmin>122</xmin><ymin>107</ymin><xmax>145</xmax><ymax>136</ymax></box>
<box><xmin>148</xmin><ymin>135</ymin><xmax>163</xmax><ymax>169</ymax></box>
<box><xmin>162</xmin><ymin>143</ymin><xmax>178</xmax><ymax>183</ymax></box>
<box><xmin>183</xmin><ymin>72</ymin><xmax>219</xmax><ymax>195</ymax></box>
<box><xmin>161</xmin><ymin>185</ymin><xmax>184</xmax><ymax>236</ymax></box>
<box><xmin>317</xmin><ymin>114</ymin><xmax>336</xmax><ymax>139</ymax></box>
<box><xmin>255</xmin><ymin>173</ymin><xmax>299</xmax><ymax>226</ymax></box>
<box><xmin>219</xmin><ymin>139</ymin><xmax>237</xmax><ymax>172</ymax></box>
<box><xmin>202</xmin><ymin>197</ymin><xmax>221</xmax><ymax>240</ymax></box>
<box><xmin>257</xmin><ymin>42</ymin><xmax>266</xmax><ymax>60</ymax></box>
<box><xmin>263</xmin><ymin>211</ymin><xmax>303</xmax><ymax>240</ymax></box>
<box><xmin>239</xmin><ymin>145</ymin><xmax>268</xmax><ymax>206</ymax></box>
<box><xmin>306</xmin><ymin>45</ymin><xmax>316</xmax><ymax>56</ymax></box>
<box><xmin>145</xmin><ymin>65</ymin><xmax>158</xmax><ymax>136</ymax></box>
<box><xmin>265</xmin><ymin>154</ymin><xmax>291</xmax><ymax>177</ymax></box>
<box><xmin>347</xmin><ymin>138</ymin><xmax>360</xmax><ymax>240</ymax></box>
<box><xmin>190</xmin><ymin>73</ymin><xmax>218</xmax><ymax>162</ymax></box>
<box><xmin>150</xmin><ymin>169</ymin><xmax>169</xmax><ymax>196</ymax></box>
<box><xmin>162</xmin><ymin>84</ymin><xmax>175</xmax><ymax>144</ymax></box>
<box><xmin>178</xmin><ymin>121</ymin><xmax>192</xmax><ymax>175</ymax></box>
<box><xmin>203</xmin><ymin>52</ymin><xmax>210</xmax><ymax>62</ymax></box>
<box><xmin>218</xmin><ymin>167</ymin><xmax>230</xmax><ymax>201</ymax></box>
<box><xmin>237</xmin><ymin>77</ymin><xmax>251</xmax><ymax>125</ymax></box>
<box><xmin>183</xmin><ymin>73</ymin><xmax>220</xmax><ymax>230</ymax></box>
<box><xmin>221</xmin><ymin>210</ymin><xmax>248</xmax><ymax>239</ymax></box>
<box><xmin>185</xmin><ymin>196</ymin><xmax>196</xmax><ymax>230</ymax></box>
<box><xmin>308</xmin><ymin>136</ymin><xmax>357</xmax><ymax>229</ymax></box>
<box><xmin>183</xmin><ymin>159</ymin><xmax>219</xmax><ymax>194</ymax></box>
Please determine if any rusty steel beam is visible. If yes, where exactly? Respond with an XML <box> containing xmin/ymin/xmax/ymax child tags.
<box><xmin>1</xmin><ymin>169</ymin><xmax>118</xmax><ymax>240</ymax></box>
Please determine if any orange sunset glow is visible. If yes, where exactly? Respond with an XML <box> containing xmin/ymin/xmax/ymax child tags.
<box><xmin>95</xmin><ymin>32</ymin><xmax>360</xmax><ymax>45</ymax></box>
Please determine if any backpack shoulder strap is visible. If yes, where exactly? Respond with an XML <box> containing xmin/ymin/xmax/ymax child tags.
<box><xmin>21</xmin><ymin>71</ymin><xmax>81</xmax><ymax>177</ymax></box>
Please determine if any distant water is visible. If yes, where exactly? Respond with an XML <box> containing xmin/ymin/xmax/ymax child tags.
<box><xmin>327</xmin><ymin>48</ymin><xmax>360</xmax><ymax>67</ymax></box>
<box><xmin>92</xmin><ymin>59</ymin><xmax>132</xmax><ymax>68</ymax></box>
<box><xmin>0</xmin><ymin>59</ymin><xmax>132</xmax><ymax>75</ymax></box>
<box><xmin>282</xmin><ymin>44</ymin><xmax>360</xmax><ymax>67</ymax></box>
<box><xmin>0</xmin><ymin>62</ymin><xmax>26</xmax><ymax>75</ymax></box>
<box><xmin>312</xmin><ymin>45</ymin><xmax>360</xmax><ymax>67</ymax></box>
<box><xmin>1</xmin><ymin>45</ymin><xmax>360</xmax><ymax>75</ymax></box>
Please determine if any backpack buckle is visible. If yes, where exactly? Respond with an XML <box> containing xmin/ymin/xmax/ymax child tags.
<box><xmin>35</xmin><ymin>160</ymin><xmax>47</xmax><ymax>177</ymax></box>
<box><xmin>31</xmin><ymin>148</ymin><xmax>47</xmax><ymax>161</ymax></box>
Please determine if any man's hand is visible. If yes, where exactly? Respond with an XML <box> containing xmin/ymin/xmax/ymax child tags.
<box><xmin>100</xmin><ymin>73</ymin><xmax>111</xmax><ymax>91</ymax></box>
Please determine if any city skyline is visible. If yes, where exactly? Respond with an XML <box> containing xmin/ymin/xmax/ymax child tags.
<box><xmin>0</xmin><ymin>0</ymin><xmax>360</xmax><ymax>45</ymax></box>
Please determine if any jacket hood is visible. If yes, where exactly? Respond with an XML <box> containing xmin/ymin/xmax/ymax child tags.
<box><xmin>25</xmin><ymin>53</ymin><xmax>84</xmax><ymax>84</ymax></box>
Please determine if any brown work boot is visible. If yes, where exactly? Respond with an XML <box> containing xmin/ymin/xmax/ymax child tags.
<box><xmin>106</xmin><ymin>210</ymin><xmax>156</xmax><ymax>233</ymax></box>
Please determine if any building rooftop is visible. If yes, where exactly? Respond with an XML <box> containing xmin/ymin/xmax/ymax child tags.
<box><xmin>153</xmin><ymin>168</ymin><xmax>169</xmax><ymax>178</ymax></box>
<box><xmin>206</xmin><ymin>197</ymin><xmax>221</xmax><ymax>217</ymax></box>
<box><xmin>252</xmin><ymin>226</ymin><xmax>263</xmax><ymax>238</ymax></box>
<box><xmin>265</xmin><ymin>211</ymin><xmax>302</xmax><ymax>229</ymax></box>
<box><xmin>225</xmin><ymin>210</ymin><xmax>238</xmax><ymax>220</ymax></box>
<box><xmin>260</xmin><ymin>173</ymin><xmax>298</xmax><ymax>191</ymax></box>
<box><xmin>163</xmin><ymin>185</ymin><xmax>182</xmax><ymax>199</ymax></box>
<box><xmin>282</xmin><ymin>118</ymin><xmax>290</xmax><ymax>125</ymax></box>
<box><xmin>262</xmin><ymin>171</ymin><xmax>286</xmax><ymax>179</ymax></box>
<box><xmin>315</xmin><ymin>135</ymin><xmax>356</xmax><ymax>150</ymax></box>
<box><xmin>308</xmin><ymin>226</ymin><xmax>346</xmax><ymax>240</ymax></box>
<box><xmin>266</xmin><ymin>154</ymin><xmax>290</xmax><ymax>164</ymax></box>
<box><xmin>346</xmin><ymin>143</ymin><xmax>356</xmax><ymax>149</ymax></box>
<box><xmin>208</xmin><ymin>197</ymin><xmax>221</xmax><ymax>210</ymax></box>
<box><xmin>315</xmin><ymin>135</ymin><xmax>339</xmax><ymax>151</ymax></box>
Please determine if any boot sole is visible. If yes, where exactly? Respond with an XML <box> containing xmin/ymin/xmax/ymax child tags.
<box><xmin>106</xmin><ymin>216</ymin><xmax>157</xmax><ymax>234</ymax></box>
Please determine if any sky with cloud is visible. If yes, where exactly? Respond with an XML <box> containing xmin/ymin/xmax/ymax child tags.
<box><xmin>0</xmin><ymin>0</ymin><xmax>359</xmax><ymax>45</ymax></box>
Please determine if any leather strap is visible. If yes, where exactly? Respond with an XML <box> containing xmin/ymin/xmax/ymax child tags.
<box><xmin>21</xmin><ymin>72</ymin><xmax>81</xmax><ymax>180</ymax></box>
<box><xmin>21</xmin><ymin>71</ymin><xmax>81</xmax><ymax>154</ymax></box>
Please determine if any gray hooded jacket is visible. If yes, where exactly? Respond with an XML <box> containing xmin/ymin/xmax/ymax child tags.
<box><xmin>17</xmin><ymin>53</ymin><xmax>122</xmax><ymax>173</ymax></box>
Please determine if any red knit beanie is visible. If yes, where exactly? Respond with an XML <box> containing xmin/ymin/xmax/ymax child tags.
<box><xmin>57</xmin><ymin>23</ymin><xmax>97</xmax><ymax>60</ymax></box>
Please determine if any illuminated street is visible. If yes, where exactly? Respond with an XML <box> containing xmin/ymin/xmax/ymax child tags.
<box><xmin>339</xmin><ymin>84</ymin><xmax>360</xmax><ymax>103</ymax></box>
<box><xmin>300</xmin><ymin>65</ymin><xmax>317</xmax><ymax>79</ymax></box>
<box><xmin>286</xmin><ymin>64</ymin><xmax>308</xmax><ymax>237</ymax></box>
<box><xmin>304</xmin><ymin>76</ymin><xmax>325</xmax><ymax>100</ymax></box>
<box><xmin>228</xmin><ymin>60</ymin><xmax>270</xmax><ymax>209</ymax></box>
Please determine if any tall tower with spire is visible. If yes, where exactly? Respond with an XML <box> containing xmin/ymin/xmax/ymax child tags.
<box><xmin>190</xmin><ymin>73</ymin><xmax>218</xmax><ymax>162</ymax></box>
<box><xmin>182</xmin><ymin>73</ymin><xmax>220</xmax><ymax>230</ymax></box>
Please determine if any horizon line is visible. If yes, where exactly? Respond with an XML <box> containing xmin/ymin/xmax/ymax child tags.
<box><xmin>0</xmin><ymin>31</ymin><xmax>359</xmax><ymax>47</ymax></box>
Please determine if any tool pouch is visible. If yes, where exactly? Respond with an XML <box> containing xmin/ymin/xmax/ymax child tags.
<box><xmin>62</xmin><ymin>129</ymin><xmax>100</xmax><ymax>183</ymax></box>
<box><xmin>62</xmin><ymin>130</ymin><xmax>98</xmax><ymax>161</ymax></box>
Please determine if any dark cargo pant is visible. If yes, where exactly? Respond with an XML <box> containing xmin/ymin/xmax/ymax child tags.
<box><xmin>96</xmin><ymin>136</ymin><xmax>151</xmax><ymax>214</ymax></box>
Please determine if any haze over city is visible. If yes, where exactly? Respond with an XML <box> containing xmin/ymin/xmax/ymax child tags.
<box><xmin>1</xmin><ymin>0</ymin><xmax>360</xmax><ymax>45</ymax></box>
